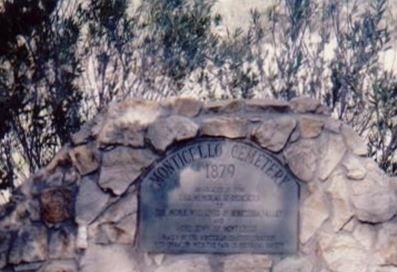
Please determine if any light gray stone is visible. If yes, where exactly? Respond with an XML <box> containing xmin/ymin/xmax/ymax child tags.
<box><xmin>343</xmin><ymin>155</ymin><xmax>367</xmax><ymax>180</ymax></box>
<box><xmin>96</xmin><ymin>214</ymin><xmax>136</xmax><ymax>245</ymax></box>
<box><xmin>13</xmin><ymin>262</ymin><xmax>43</xmax><ymax>271</ymax></box>
<box><xmin>80</xmin><ymin>244</ymin><xmax>138</xmax><ymax>272</ymax></box>
<box><xmin>342</xmin><ymin>217</ymin><xmax>356</xmax><ymax>232</ymax></box>
<box><xmin>171</xmin><ymin>97</ymin><xmax>202</xmax><ymax>117</ymax></box>
<box><xmin>300</xmin><ymin>192</ymin><xmax>330</xmax><ymax>244</ymax></box>
<box><xmin>97</xmin><ymin>100</ymin><xmax>164</xmax><ymax>147</ymax></box>
<box><xmin>71</xmin><ymin>115</ymin><xmax>104</xmax><ymax>145</ymax></box>
<box><xmin>252</xmin><ymin>116</ymin><xmax>296</xmax><ymax>152</ymax></box>
<box><xmin>144</xmin><ymin>253</ymin><xmax>155</xmax><ymax>266</ymax></box>
<box><xmin>284</xmin><ymin>139</ymin><xmax>318</xmax><ymax>182</ymax></box>
<box><xmin>46</xmin><ymin>170</ymin><xmax>63</xmax><ymax>187</ymax></box>
<box><xmin>147</xmin><ymin>116</ymin><xmax>199</xmax><ymax>151</ymax></box>
<box><xmin>27</xmin><ymin>199</ymin><xmax>41</xmax><ymax>222</ymax></box>
<box><xmin>64</xmin><ymin>167</ymin><xmax>79</xmax><ymax>185</ymax></box>
<box><xmin>273</xmin><ymin>256</ymin><xmax>314</xmax><ymax>272</ymax></box>
<box><xmin>298</xmin><ymin>115</ymin><xmax>324</xmax><ymax>138</ymax></box>
<box><xmin>48</xmin><ymin>226</ymin><xmax>75</xmax><ymax>259</ymax></box>
<box><xmin>99</xmin><ymin>147</ymin><xmax>157</xmax><ymax>195</ymax></box>
<box><xmin>223</xmin><ymin>254</ymin><xmax>272</xmax><ymax>272</ymax></box>
<box><xmin>290</xmin><ymin>96</ymin><xmax>320</xmax><ymax>113</ymax></box>
<box><xmin>318</xmin><ymin>133</ymin><xmax>346</xmax><ymax>180</ymax></box>
<box><xmin>370</xmin><ymin>267</ymin><xmax>397</xmax><ymax>272</ymax></box>
<box><xmin>324</xmin><ymin>119</ymin><xmax>341</xmax><ymax>133</ymax></box>
<box><xmin>154</xmin><ymin>256</ymin><xmax>211</xmax><ymax>272</ymax></box>
<box><xmin>348</xmin><ymin>165</ymin><xmax>397</xmax><ymax>223</ymax></box>
<box><xmin>75</xmin><ymin>174</ymin><xmax>109</xmax><ymax>225</ymax></box>
<box><xmin>9</xmin><ymin>225</ymin><xmax>48</xmax><ymax>264</ymax></box>
<box><xmin>92</xmin><ymin>191</ymin><xmax>138</xmax><ymax>245</ymax></box>
<box><xmin>245</xmin><ymin>99</ymin><xmax>291</xmax><ymax>112</ymax></box>
<box><xmin>142</xmin><ymin>253</ymin><xmax>165</xmax><ymax>266</ymax></box>
<box><xmin>353</xmin><ymin>223</ymin><xmax>377</xmax><ymax>250</ymax></box>
<box><xmin>200</xmin><ymin>117</ymin><xmax>249</xmax><ymax>138</ymax></box>
<box><xmin>289</xmin><ymin>125</ymin><xmax>301</xmax><ymax>142</ymax></box>
<box><xmin>40</xmin><ymin>260</ymin><xmax>77</xmax><ymax>272</ymax></box>
<box><xmin>69</xmin><ymin>145</ymin><xmax>100</xmax><ymax>175</ymax></box>
<box><xmin>98</xmin><ymin>121</ymin><xmax>145</xmax><ymax>147</ymax></box>
<box><xmin>114</xmin><ymin>214</ymin><xmax>136</xmax><ymax>243</ymax></box>
<box><xmin>96</xmin><ymin>190</ymin><xmax>138</xmax><ymax>225</ymax></box>
<box><xmin>71</xmin><ymin>124</ymin><xmax>92</xmax><ymax>145</ymax></box>
<box><xmin>0</xmin><ymin>232</ymin><xmax>11</xmax><ymax>268</ymax></box>
<box><xmin>374</xmin><ymin>218</ymin><xmax>397</xmax><ymax>266</ymax></box>
<box><xmin>44</xmin><ymin>147</ymin><xmax>71</xmax><ymax>174</ymax></box>
<box><xmin>341</xmin><ymin>125</ymin><xmax>368</xmax><ymax>156</ymax></box>
<box><xmin>154</xmin><ymin>254</ymin><xmax>165</xmax><ymax>266</ymax></box>
<box><xmin>326</xmin><ymin>172</ymin><xmax>354</xmax><ymax>231</ymax></box>
<box><xmin>319</xmin><ymin>233</ymin><xmax>368</xmax><ymax>272</ymax></box>
<box><xmin>76</xmin><ymin>224</ymin><xmax>88</xmax><ymax>249</ymax></box>
<box><xmin>204</xmin><ymin>100</ymin><xmax>244</xmax><ymax>113</ymax></box>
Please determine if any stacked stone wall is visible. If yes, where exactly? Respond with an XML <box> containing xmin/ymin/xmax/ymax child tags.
<box><xmin>0</xmin><ymin>97</ymin><xmax>396</xmax><ymax>272</ymax></box>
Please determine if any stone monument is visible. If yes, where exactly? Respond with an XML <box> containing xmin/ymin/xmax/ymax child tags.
<box><xmin>0</xmin><ymin>97</ymin><xmax>396</xmax><ymax>272</ymax></box>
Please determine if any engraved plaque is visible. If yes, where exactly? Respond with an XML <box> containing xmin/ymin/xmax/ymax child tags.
<box><xmin>138</xmin><ymin>139</ymin><xmax>299</xmax><ymax>253</ymax></box>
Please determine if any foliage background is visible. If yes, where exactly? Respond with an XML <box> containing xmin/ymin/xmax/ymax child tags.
<box><xmin>0</xmin><ymin>0</ymin><xmax>396</xmax><ymax>203</ymax></box>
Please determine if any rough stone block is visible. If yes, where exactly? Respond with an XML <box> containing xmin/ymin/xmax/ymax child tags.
<box><xmin>252</xmin><ymin>116</ymin><xmax>296</xmax><ymax>152</ymax></box>
<box><xmin>201</xmin><ymin>117</ymin><xmax>248</xmax><ymax>138</ymax></box>
<box><xmin>99</xmin><ymin>147</ymin><xmax>157</xmax><ymax>195</ymax></box>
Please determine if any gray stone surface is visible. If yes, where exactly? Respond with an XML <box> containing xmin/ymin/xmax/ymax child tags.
<box><xmin>200</xmin><ymin>117</ymin><xmax>248</xmax><ymax>138</ymax></box>
<box><xmin>71</xmin><ymin>115</ymin><xmax>101</xmax><ymax>145</ymax></box>
<box><xmin>252</xmin><ymin>116</ymin><xmax>296</xmax><ymax>152</ymax></box>
<box><xmin>40</xmin><ymin>260</ymin><xmax>77</xmax><ymax>272</ymax></box>
<box><xmin>204</xmin><ymin>100</ymin><xmax>245</xmax><ymax>113</ymax></box>
<box><xmin>96</xmin><ymin>100</ymin><xmax>165</xmax><ymax>147</ymax></box>
<box><xmin>319</xmin><ymin>233</ymin><xmax>368</xmax><ymax>272</ymax></box>
<box><xmin>48</xmin><ymin>226</ymin><xmax>75</xmax><ymax>259</ymax></box>
<box><xmin>349</xmin><ymin>165</ymin><xmax>397</xmax><ymax>223</ymax></box>
<box><xmin>318</xmin><ymin>133</ymin><xmax>346</xmax><ymax>180</ymax></box>
<box><xmin>154</xmin><ymin>256</ymin><xmax>211</xmax><ymax>272</ymax></box>
<box><xmin>99</xmin><ymin>147</ymin><xmax>157</xmax><ymax>195</ymax></box>
<box><xmin>298</xmin><ymin>115</ymin><xmax>324</xmax><ymax>138</ymax></box>
<box><xmin>96</xmin><ymin>190</ymin><xmax>138</xmax><ymax>225</ymax></box>
<box><xmin>69</xmin><ymin>145</ymin><xmax>100</xmax><ymax>175</ymax></box>
<box><xmin>0</xmin><ymin>231</ymin><xmax>11</xmax><ymax>268</ymax></box>
<box><xmin>223</xmin><ymin>254</ymin><xmax>272</xmax><ymax>272</ymax></box>
<box><xmin>300</xmin><ymin>191</ymin><xmax>329</xmax><ymax>244</ymax></box>
<box><xmin>353</xmin><ymin>223</ymin><xmax>377</xmax><ymax>250</ymax></box>
<box><xmin>147</xmin><ymin>115</ymin><xmax>199</xmax><ymax>151</ymax></box>
<box><xmin>9</xmin><ymin>225</ymin><xmax>48</xmax><ymax>264</ymax></box>
<box><xmin>325</xmin><ymin>172</ymin><xmax>354</xmax><ymax>231</ymax></box>
<box><xmin>290</xmin><ymin>96</ymin><xmax>320</xmax><ymax>113</ymax></box>
<box><xmin>96</xmin><ymin>214</ymin><xmax>136</xmax><ymax>245</ymax></box>
<box><xmin>273</xmin><ymin>256</ymin><xmax>314</xmax><ymax>272</ymax></box>
<box><xmin>13</xmin><ymin>262</ymin><xmax>43</xmax><ymax>271</ymax></box>
<box><xmin>172</xmin><ymin>97</ymin><xmax>202</xmax><ymax>117</ymax></box>
<box><xmin>284</xmin><ymin>139</ymin><xmax>318</xmax><ymax>182</ymax></box>
<box><xmin>375</xmin><ymin>218</ymin><xmax>397</xmax><ymax>266</ymax></box>
<box><xmin>80</xmin><ymin>244</ymin><xmax>138</xmax><ymax>272</ymax></box>
<box><xmin>245</xmin><ymin>99</ymin><xmax>291</xmax><ymax>112</ymax></box>
<box><xmin>343</xmin><ymin>155</ymin><xmax>367</xmax><ymax>180</ymax></box>
<box><xmin>341</xmin><ymin>125</ymin><xmax>368</xmax><ymax>156</ymax></box>
<box><xmin>75</xmin><ymin>174</ymin><xmax>109</xmax><ymax>225</ymax></box>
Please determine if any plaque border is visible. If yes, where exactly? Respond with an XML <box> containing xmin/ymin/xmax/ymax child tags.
<box><xmin>136</xmin><ymin>137</ymin><xmax>301</xmax><ymax>254</ymax></box>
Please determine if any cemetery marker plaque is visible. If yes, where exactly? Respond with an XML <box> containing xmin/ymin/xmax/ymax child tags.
<box><xmin>138</xmin><ymin>139</ymin><xmax>299</xmax><ymax>254</ymax></box>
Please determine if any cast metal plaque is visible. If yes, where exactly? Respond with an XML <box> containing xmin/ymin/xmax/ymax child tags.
<box><xmin>138</xmin><ymin>139</ymin><xmax>299</xmax><ymax>254</ymax></box>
